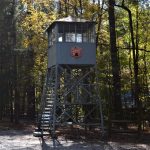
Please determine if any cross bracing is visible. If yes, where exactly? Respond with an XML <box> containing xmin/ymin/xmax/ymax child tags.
<box><xmin>34</xmin><ymin>64</ymin><xmax>104</xmax><ymax>143</ymax></box>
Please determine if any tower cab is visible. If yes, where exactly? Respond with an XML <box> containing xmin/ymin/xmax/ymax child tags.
<box><xmin>46</xmin><ymin>16</ymin><xmax>96</xmax><ymax>68</ymax></box>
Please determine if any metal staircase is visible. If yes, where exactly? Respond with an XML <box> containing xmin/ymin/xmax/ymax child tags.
<box><xmin>33</xmin><ymin>67</ymin><xmax>56</xmax><ymax>137</ymax></box>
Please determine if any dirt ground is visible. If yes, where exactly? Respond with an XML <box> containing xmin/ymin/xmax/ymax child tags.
<box><xmin>0</xmin><ymin>130</ymin><xmax>150</xmax><ymax>150</ymax></box>
<box><xmin>0</xmin><ymin>122</ymin><xmax>150</xmax><ymax>150</ymax></box>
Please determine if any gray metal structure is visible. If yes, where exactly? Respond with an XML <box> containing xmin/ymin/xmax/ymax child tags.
<box><xmin>34</xmin><ymin>16</ymin><xmax>104</xmax><ymax>143</ymax></box>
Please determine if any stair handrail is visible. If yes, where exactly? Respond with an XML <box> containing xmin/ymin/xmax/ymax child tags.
<box><xmin>38</xmin><ymin>70</ymin><xmax>49</xmax><ymax>129</ymax></box>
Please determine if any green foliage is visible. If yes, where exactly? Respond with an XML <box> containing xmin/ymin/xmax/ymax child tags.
<box><xmin>17</xmin><ymin>0</ymin><xmax>57</xmax><ymax>103</ymax></box>
<box><xmin>1</xmin><ymin>0</ymin><xmax>150</xmax><ymax>122</ymax></box>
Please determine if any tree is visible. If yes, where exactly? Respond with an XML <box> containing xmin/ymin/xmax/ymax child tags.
<box><xmin>0</xmin><ymin>0</ymin><xmax>16</xmax><ymax>122</ymax></box>
<box><xmin>108</xmin><ymin>0</ymin><xmax>122</xmax><ymax>121</ymax></box>
<box><xmin>115</xmin><ymin>0</ymin><xmax>142</xmax><ymax>135</ymax></box>
<box><xmin>17</xmin><ymin>0</ymin><xmax>56</xmax><ymax>119</ymax></box>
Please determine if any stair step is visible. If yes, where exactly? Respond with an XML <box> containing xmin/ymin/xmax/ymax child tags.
<box><xmin>41</xmin><ymin>118</ymin><xmax>52</xmax><ymax>120</ymax></box>
<box><xmin>41</xmin><ymin>116</ymin><xmax>52</xmax><ymax>119</ymax></box>
<box><xmin>46</xmin><ymin>101</ymin><xmax>53</xmax><ymax>104</ymax></box>
<box><xmin>41</xmin><ymin>117</ymin><xmax>51</xmax><ymax>120</ymax></box>
<box><xmin>44</xmin><ymin>107</ymin><xmax>52</xmax><ymax>110</ymax></box>
<box><xmin>43</xmin><ymin>110</ymin><xmax>51</xmax><ymax>112</ymax></box>
<box><xmin>46</xmin><ymin>96</ymin><xmax>53</xmax><ymax>98</ymax></box>
<box><xmin>47</xmin><ymin>98</ymin><xmax>54</xmax><ymax>100</ymax></box>
<box><xmin>46</xmin><ymin>98</ymin><xmax>54</xmax><ymax>100</ymax></box>
<box><xmin>44</xmin><ymin>108</ymin><xmax>52</xmax><ymax>110</ymax></box>
<box><xmin>42</xmin><ymin>113</ymin><xmax>52</xmax><ymax>116</ymax></box>
<box><xmin>45</xmin><ymin>105</ymin><xmax>53</xmax><ymax>107</ymax></box>
<box><xmin>41</xmin><ymin>121</ymin><xmax>50</xmax><ymax>123</ymax></box>
<box><xmin>33</xmin><ymin>131</ymin><xmax>50</xmax><ymax>137</ymax></box>
<box><xmin>44</xmin><ymin>109</ymin><xmax>52</xmax><ymax>112</ymax></box>
<box><xmin>42</xmin><ymin>114</ymin><xmax>51</xmax><ymax>117</ymax></box>
<box><xmin>43</xmin><ymin>112</ymin><xmax>52</xmax><ymax>114</ymax></box>
<box><xmin>44</xmin><ymin>108</ymin><xmax>52</xmax><ymax>111</ymax></box>
<box><xmin>41</xmin><ymin>124</ymin><xmax>49</xmax><ymax>127</ymax></box>
<box><xmin>41</xmin><ymin>118</ymin><xmax>52</xmax><ymax>121</ymax></box>
<box><xmin>41</xmin><ymin>123</ymin><xmax>50</xmax><ymax>126</ymax></box>
<box><xmin>41</xmin><ymin>122</ymin><xmax>50</xmax><ymax>125</ymax></box>
<box><xmin>46</xmin><ymin>95</ymin><xmax>55</xmax><ymax>97</ymax></box>
<box><xmin>41</xmin><ymin>115</ymin><xmax>52</xmax><ymax>118</ymax></box>
<box><xmin>45</xmin><ymin>104</ymin><xmax>53</xmax><ymax>107</ymax></box>
<box><xmin>41</xmin><ymin>124</ymin><xmax>52</xmax><ymax>127</ymax></box>
<box><xmin>41</xmin><ymin>127</ymin><xmax>50</xmax><ymax>130</ymax></box>
<box><xmin>42</xmin><ymin>110</ymin><xmax>52</xmax><ymax>112</ymax></box>
<box><xmin>41</xmin><ymin>113</ymin><xmax>51</xmax><ymax>115</ymax></box>
<box><xmin>41</xmin><ymin>122</ymin><xmax>52</xmax><ymax>125</ymax></box>
<box><xmin>42</xmin><ymin>114</ymin><xmax>51</xmax><ymax>116</ymax></box>
<box><xmin>45</xmin><ymin>102</ymin><xmax>53</xmax><ymax>105</ymax></box>
<box><xmin>44</xmin><ymin>105</ymin><xmax>53</xmax><ymax>108</ymax></box>
<box><xmin>42</xmin><ymin>113</ymin><xmax>51</xmax><ymax>116</ymax></box>
<box><xmin>46</xmin><ymin>97</ymin><xmax>54</xmax><ymax>99</ymax></box>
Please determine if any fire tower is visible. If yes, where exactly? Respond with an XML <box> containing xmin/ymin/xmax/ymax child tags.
<box><xmin>34</xmin><ymin>16</ymin><xmax>104</xmax><ymax>141</ymax></box>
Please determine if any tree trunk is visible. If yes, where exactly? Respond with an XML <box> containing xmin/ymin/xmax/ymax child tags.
<box><xmin>135</xmin><ymin>3</ymin><xmax>142</xmax><ymax>135</ymax></box>
<box><xmin>108</xmin><ymin>0</ymin><xmax>122</xmax><ymax>120</ymax></box>
<box><xmin>115</xmin><ymin>1</ymin><xmax>141</xmax><ymax>135</ymax></box>
<box><xmin>96</xmin><ymin>0</ymin><xmax>104</xmax><ymax>48</ymax></box>
<box><xmin>78</xmin><ymin>0</ymin><xmax>83</xmax><ymax>15</ymax></box>
<box><xmin>27</xmin><ymin>85</ymin><xmax>35</xmax><ymax>119</ymax></box>
<box><xmin>64</xmin><ymin>0</ymin><xmax>68</xmax><ymax>16</ymax></box>
<box><xmin>14</xmin><ymin>53</ymin><xmax>20</xmax><ymax>124</ymax></box>
<box><xmin>14</xmin><ymin>88</ymin><xmax>20</xmax><ymax>124</ymax></box>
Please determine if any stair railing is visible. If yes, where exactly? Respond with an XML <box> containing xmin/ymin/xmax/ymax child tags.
<box><xmin>38</xmin><ymin>70</ymin><xmax>49</xmax><ymax>130</ymax></box>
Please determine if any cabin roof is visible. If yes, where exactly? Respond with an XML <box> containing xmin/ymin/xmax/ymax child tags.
<box><xmin>55</xmin><ymin>16</ymin><xmax>88</xmax><ymax>23</ymax></box>
<box><xmin>46</xmin><ymin>16</ymin><xmax>95</xmax><ymax>32</ymax></box>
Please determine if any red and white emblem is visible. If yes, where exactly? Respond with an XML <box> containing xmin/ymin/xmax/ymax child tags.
<box><xmin>71</xmin><ymin>47</ymin><xmax>82</xmax><ymax>58</ymax></box>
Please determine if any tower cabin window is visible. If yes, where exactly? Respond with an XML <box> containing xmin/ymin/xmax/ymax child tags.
<box><xmin>58</xmin><ymin>23</ymin><xmax>95</xmax><ymax>43</ymax></box>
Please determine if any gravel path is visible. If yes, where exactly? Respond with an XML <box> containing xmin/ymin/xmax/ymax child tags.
<box><xmin>0</xmin><ymin>130</ymin><xmax>150</xmax><ymax>150</ymax></box>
